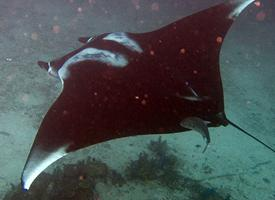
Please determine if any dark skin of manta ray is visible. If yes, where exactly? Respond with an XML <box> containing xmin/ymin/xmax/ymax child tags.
<box><xmin>37</xmin><ymin>4</ymin><xmax>231</xmax><ymax>152</ymax></box>
<box><xmin>23</xmin><ymin>1</ymin><xmax>256</xmax><ymax>190</ymax></box>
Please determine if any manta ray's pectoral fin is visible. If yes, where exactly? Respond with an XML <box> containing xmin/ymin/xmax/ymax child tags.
<box><xmin>78</xmin><ymin>36</ymin><xmax>96</xmax><ymax>43</ymax></box>
<box><xmin>21</xmin><ymin>144</ymin><xmax>69</xmax><ymax>190</ymax></box>
<box><xmin>180</xmin><ymin>117</ymin><xmax>211</xmax><ymax>153</ymax></box>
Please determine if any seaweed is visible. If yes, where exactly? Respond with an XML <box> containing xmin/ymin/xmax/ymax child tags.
<box><xmin>3</xmin><ymin>138</ymin><xmax>231</xmax><ymax>200</ymax></box>
<box><xmin>125</xmin><ymin>152</ymin><xmax>158</xmax><ymax>181</ymax></box>
<box><xmin>3</xmin><ymin>157</ymin><xmax>124</xmax><ymax>200</ymax></box>
<box><xmin>125</xmin><ymin>136</ymin><xmax>182</xmax><ymax>188</ymax></box>
<box><xmin>125</xmin><ymin>137</ymin><xmax>231</xmax><ymax>199</ymax></box>
<box><xmin>148</xmin><ymin>136</ymin><xmax>169</xmax><ymax>157</ymax></box>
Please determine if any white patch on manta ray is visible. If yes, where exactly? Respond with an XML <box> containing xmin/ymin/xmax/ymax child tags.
<box><xmin>47</xmin><ymin>62</ymin><xmax>59</xmax><ymax>78</ymax></box>
<box><xmin>87</xmin><ymin>36</ymin><xmax>94</xmax><ymax>43</ymax></box>
<box><xmin>22</xmin><ymin>145</ymin><xmax>68</xmax><ymax>190</ymax></box>
<box><xmin>228</xmin><ymin>0</ymin><xmax>255</xmax><ymax>19</ymax></box>
<box><xmin>103</xmin><ymin>32</ymin><xmax>143</xmax><ymax>53</ymax></box>
<box><xmin>58</xmin><ymin>47</ymin><xmax>128</xmax><ymax>80</ymax></box>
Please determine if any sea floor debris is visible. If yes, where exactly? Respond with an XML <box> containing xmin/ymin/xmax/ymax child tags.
<box><xmin>4</xmin><ymin>137</ymin><xmax>230</xmax><ymax>200</ymax></box>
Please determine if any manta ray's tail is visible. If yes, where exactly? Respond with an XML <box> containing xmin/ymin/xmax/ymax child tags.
<box><xmin>227</xmin><ymin>119</ymin><xmax>275</xmax><ymax>153</ymax></box>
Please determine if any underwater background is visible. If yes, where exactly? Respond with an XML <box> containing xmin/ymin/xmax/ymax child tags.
<box><xmin>0</xmin><ymin>0</ymin><xmax>274</xmax><ymax>199</ymax></box>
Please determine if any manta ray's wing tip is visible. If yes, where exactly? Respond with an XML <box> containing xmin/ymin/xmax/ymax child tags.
<box><xmin>37</xmin><ymin>60</ymin><xmax>48</xmax><ymax>70</ymax></box>
<box><xmin>78</xmin><ymin>36</ymin><xmax>94</xmax><ymax>43</ymax></box>
<box><xmin>228</xmin><ymin>0</ymin><xmax>256</xmax><ymax>19</ymax></box>
<box><xmin>21</xmin><ymin>145</ymin><xmax>68</xmax><ymax>190</ymax></box>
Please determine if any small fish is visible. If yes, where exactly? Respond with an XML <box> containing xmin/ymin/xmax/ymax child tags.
<box><xmin>180</xmin><ymin>117</ymin><xmax>210</xmax><ymax>153</ymax></box>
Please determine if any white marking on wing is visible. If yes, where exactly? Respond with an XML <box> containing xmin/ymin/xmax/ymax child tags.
<box><xmin>103</xmin><ymin>32</ymin><xmax>143</xmax><ymax>53</ymax></box>
<box><xmin>87</xmin><ymin>36</ymin><xmax>94</xmax><ymax>43</ymax></box>
<box><xmin>228</xmin><ymin>0</ymin><xmax>255</xmax><ymax>19</ymax></box>
<box><xmin>58</xmin><ymin>48</ymin><xmax>128</xmax><ymax>80</ymax></box>
<box><xmin>22</xmin><ymin>145</ymin><xmax>68</xmax><ymax>190</ymax></box>
<box><xmin>47</xmin><ymin>62</ymin><xmax>59</xmax><ymax>78</ymax></box>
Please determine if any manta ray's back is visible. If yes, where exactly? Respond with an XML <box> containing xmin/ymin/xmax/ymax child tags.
<box><xmin>21</xmin><ymin>0</ymin><xmax>256</xmax><ymax>190</ymax></box>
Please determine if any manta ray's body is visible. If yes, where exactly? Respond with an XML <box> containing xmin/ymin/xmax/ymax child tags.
<box><xmin>22</xmin><ymin>0</ymin><xmax>261</xmax><ymax>190</ymax></box>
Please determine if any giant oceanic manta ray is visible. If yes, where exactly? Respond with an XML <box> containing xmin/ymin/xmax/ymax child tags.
<box><xmin>21</xmin><ymin>0</ymin><xmax>275</xmax><ymax>190</ymax></box>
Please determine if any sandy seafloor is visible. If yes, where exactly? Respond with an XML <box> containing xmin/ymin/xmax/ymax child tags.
<box><xmin>0</xmin><ymin>0</ymin><xmax>275</xmax><ymax>199</ymax></box>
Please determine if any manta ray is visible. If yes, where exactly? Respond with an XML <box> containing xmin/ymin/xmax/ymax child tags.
<box><xmin>21</xmin><ymin>0</ymin><xmax>274</xmax><ymax>190</ymax></box>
